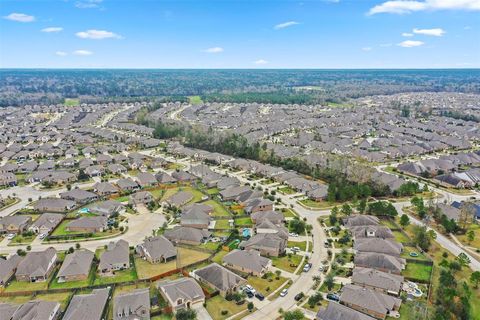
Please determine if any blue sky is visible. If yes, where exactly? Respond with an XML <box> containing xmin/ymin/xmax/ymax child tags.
<box><xmin>0</xmin><ymin>0</ymin><xmax>479</xmax><ymax>68</ymax></box>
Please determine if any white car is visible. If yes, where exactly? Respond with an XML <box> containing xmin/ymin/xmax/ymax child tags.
<box><xmin>39</xmin><ymin>233</ymin><xmax>47</xmax><ymax>240</ymax></box>
<box><xmin>291</xmin><ymin>247</ymin><xmax>300</xmax><ymax>252</ymax></box>
<box><xmin>6</xmin><ymin>233</ymin><xmax>15</xmax><ymax>240</ymax></box>
<box><xmin>245</xmin><ymin>285</ymin><xmax>256</xmax><ymax>294</ymax></box>
<box><xmin>280</xmin><ymin>289</ymin><xmax>288</xmax><ymax>297</ymax></box>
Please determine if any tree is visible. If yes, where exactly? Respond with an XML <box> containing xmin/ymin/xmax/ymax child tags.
<box><xmin>400</xmin><ymin>214</ymin><xmax>410</xmax><ymax>227</ymax></box>
<box><xmin>247</xmin><ymin>302</ymin><xmax>254</xmax><ymax>312</ymax></box>
<box><xmin>175</xmin><ymin>308</ymin><xmax>197</xmax><ymax>320</ymax></box>
<box><xmin>412</xmin><ymin>225</ymin><xmax>431</xmax><ymax>251</ymax></box>
<box><xmin>289</xmin><ymin>218</ymin><xmax>306</xmax><ymax>234</ymax></box>
<box><xmin>324</xmin><ymin>274</ymin><xmax>335</xmax><ymax>291</ymax></box>
<box><xmin>357</xmin><ymin>199</ymin><xmax>367</xmax><ymax>214</ymax></box>
<box><xmin>307</xmin><ymin>292</ymin><xmax>323</xmax><ymax>308</ymax></box>
<box><xmin>283</xmin><ymin>309</ymin><xmax>305</xmax><ymax>320</ymax></box>
<box><xmin>457</xmin><ymin>252</ymin><xmax>471</xmax><ymax>267</ymax></box>
<box><xmin>467</xmin><ymin>230</ymin><xmax>475</xmax><ymax>243</ymax></box>
<box><xmin>341</xmin><ymin>203</ymin><xmax>352</xmax><ymax>216</ymax></box>
<box><xmin>470</xmin><ymin>271</ymin><xmax>480</xmax><ymax>288</ymax></box>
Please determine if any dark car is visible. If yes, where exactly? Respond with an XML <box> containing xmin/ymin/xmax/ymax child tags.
<box><xmin>245</xmin><ymin>290</ymin><xmax>254</xmax><ymax>298</ymax></box>
<box><xmin>326</xmin><ymin>293</ymin><xmax>340</xmax><ymax>302</ymax></box>
<box><xmin>255</xmin><ymin>293</ymin><xmax>265</xmax><ymax>301</ymax></box>
<box><xmin>294</xmin><ymin>292</ymin><xmax>304</xmax><ymax>301</ymax></box>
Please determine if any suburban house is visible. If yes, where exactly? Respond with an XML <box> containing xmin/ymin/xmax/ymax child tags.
<box><xmin>344</xmin><ymin>215</ymin><xmax>379</xmax><ymax>228</ymax></box>
<box><xmin>136</xmin><ymin>172</ymin><xmax>158</xmax><ymax>188</ymax></box>
<box><xmin>316</xmin><ymin>302</ymin><xmax>376</xmax><ymax>320</ymax></box>
<box><xmin>128</xmin><ymin>191</ymin><xmax>154</xmax><ymax>208</ymax></box>
<box><xmin>93</xmin><ymin>182</ymin><xmax>119</xmax><ymax>196</ymax></box>
<box><xmin>0</xmin><ymin>300</ymin><xmax>61</xmax><ymax>320</ymax></box>
<box><xmin>354</xmin><ymin>252</ymin><xmax>406</xmax><ymax>275</ymax></box>
<box><xmin>353</xmin><ymin>238</ymin><xmax>403</xmax><ymax>257</ymax></box>
<box><xmin>164</xmin><ymin>226</ymin><xmax>212</xmax><ymax>245</ymax></box>
<box><xmin>0</xmin><ymin>172</ymin><xmax>17</xmax><ymax>187</ymax></box>
<box><xmin>172</xmin><ymin>170</ymin><xmax>196</xmax><ymax>182</ymax></box>
<box><xmin>34</xmin><ymin>198</ymin><xmax>76</xmax><ymax>213</ymax></box>
<box><xmin>239</xmin><ymin>233</ymin><xmax>287</xmax><ymax>257</ymax></box>
<box><xmin>28</xmin><ymin>213</ymin><xmax>63</xmax><ymax>234</ymax></box>
<box><xmin>157</xmin><ymin>277</ymin><xmax>205</xmax><ymax>311</ymax></box>
<box><xmin>116</xmin><ymin>178</ymin><xmax>140</xmax><ymax>192</ymax></box>
<box><xmin>108</xmin><ymin>163</ymin><xmax>128</xmax><ymax>175</ymax></box>
<box><xmin>251</xmin><ymin>210</ymin><xmax>284</xmax><ymax>225</ymax></box>
<box><xmin>113</xmin><ymin>288</ymin><xmax>150</xmax><ymax>320</ymax></box>
<box><xmin>348</xmin><ymin>225</ymin><xmax>394</xmax><ymax>240</ymax></box>
<box><xmin>352</xmin><ymin>267</ymin><xmax>404</xmax><ymax>296</ymax></box>
<box><xmin>15</xmin><ymin>247</ymin><xmax>57</xmax><ymax>282</ymax></box>
<box><xmin>244</xmin><ymin>198</ymin><xmax>274</xmax><ymax>214</ymax></box>
<box><xmin>192</xmin><ymin>263</ymin><xmax>246</xmax><ymax>297</ymax></box>
<box><xmin>57</xmin><ymin>249</ymin><xmax>94</xmax><ymax>282</ymax></box>
<box><xmin>136</xmin><ymin>235</ymin><xmax>177</xmax><ymax>264</ymax></box>
<box><xmin>63</xmin><ymin>288</ymin><xmax>110</xmax><ymax>320</ymax></box>
<box><xmin>223</xmin><ymin>249</ymin><xmax>271</xmax><ymax>276</ymax></box>
<box><xmin>98</xmin><ymin>240</ymin><xmax>130</xmax><ymax>276</ymax></box>
<box><xmin>89</xmin><ymin>200</ymin><xmax>125</xmax><ymax>217</ymax></box>
<box><xmin>60</xmin><ymin>189</ymin><xmax>99</xmax><ymax>204</ymax></box>
<box><xmin>0</xmin><ymin>255</ymin><xmax>22</xmax><ymax>287</ymax></box>
<box><xmin>0</xmin><ymin>215</ymin><xmax>32</xmax><ymax>234</ymax></box>
<box><xmin>164</xmin><ymin>191</ymin><xmax>194</xmax><ymax>208</ymax></box>
<box><xmin>155</xmin><ymin>172</ymin><xmax>177</xmax><ymax>184</ymax></box>
<box><xmin>340</xmin><ymin>284</ymin><xmax>402</xmax><ymax>320</ymax></box>
<box><xmin>436</xmin><ymin>203</ymin><xmax>461</xmax><ymax>222</ymax></box>
<box><xmin>66</xmin><ymin>216</ymin><xmax>108</xmax><ymax>233</ymax></box>
<box><xmin>180</xmin><ymin>206</ymin><xmax>213</xmax><ymax>229</ymax></box>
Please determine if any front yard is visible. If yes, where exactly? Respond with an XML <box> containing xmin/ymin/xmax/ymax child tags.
<box><xmin>270</xmin><ymin>254</ymin><xmax>303</xmax><ymax>273</ymax></box>
<box><xmin>247</xmin><ymin>274</ymin><xmax>288</xmax><ymax>296</ymax></box>
<box><xmin>205</xmin><ymin>295</ymin><xmax>247</xmax><ymax>320</ymax></box>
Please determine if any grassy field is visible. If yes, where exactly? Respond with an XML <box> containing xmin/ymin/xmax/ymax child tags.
<box><xmin>281</xmin><ymin>208</ymin><xmax>298</xmax><ymax>218</ymax></box>
<box><xmin>207</xmin><ymin>187</ymin><xmax>219</xmax><ymax>195</ymax></box>
<box><xmin>247</xmin><ymin>274</ymin><xmax>288</xmax><ymax>296</ymax></box>
<box><xmin>278</xmin><ymin>186</ymin><xmax>296</xmax><ymax>194</ymax></box>
<box><xmin>287</xmin><ymin>240</ymin><xmax>308</xmax><ymax>251</ymax></box>
<box><xmin>5</xmin><ymin>279</ymin><xmax>49</xmax><ymax>292</ymax></box>
<box><xmin>204</xmin><ymin>199</ymin><xmax>231</xmax><ymax>217</ymax></box>
<box><xmin>64</xmin><ymin>98</ymin><xmax>80</xmax><ymax>106</ymax></box>
<box><xmin>161</xmin><ymin>186</ymin><xmax>205</xmax><ymax>205</ymax></box>
<box><xmin>457</xmin><ymin>223</ymin><xmax>480</xmax><ymax>249</ymax></box>
<box><xmin>136</xmin><ymin>247</ymin><xmax>210</xmax><ymax>279</ymax></box>
<box><xmin>214</xmin><ymin>219</ymin><xmax>231</xmax><ymax>229</ymax></box>
<box><xmin>9</xmin><ymin>233</ymin><xmax>36</xmax><ymax>245</ymax></box>
<box><xmin>234</xmin><ymin>217</ymin><xmax>252</xmax><ymax>226</ymax></box>
<box><xmin>205</xmin><ymin>295</ymin><xmax>247</xmax><ymax>320</ymax></box>
<box><xmin>271</xmin><ymin>254</ymin><xmax>303</xmax><ymax>273</ymax></box>
<box><xmin>93</xmin><ymin>268</ymin><xmax>137</xmax><ymax>285</ymax></box>
<box><xmin>188</xmin><ymin>95</ymin><xmax>204</xmax><ymax>105</ymax></box>
<box><xmin>299</xmin><ymin>199</ymin><xmax>336</xmax><ymax>209</ymax></box>
<box><xmin>392</xmin><ymin>230</ymin><xmax>411</xmax><ymax>244</ymax></box>
<box><xmin>212</xmin><ymin>250</ymin><xmax>229</xmax><ymax>264</ymax></box>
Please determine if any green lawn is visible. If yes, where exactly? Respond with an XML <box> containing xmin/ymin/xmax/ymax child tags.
<box><xmin>199</xmin><ymin>241</ymin><xmax>221</xmax><ymax>251</ymax></box>
<box><xmin>49</xmin><ymin>266</ymin><xmax>95</xmax><ymax>289</ymax></box>
<box><xmin>402</xmin><ymin>262</ymin><xmax>432</xmax><ymax>282</ymax></box>
<box><xmin>270</xmin><ymin>254</ymin><xmax>303</xmax><ymax>273</ymax></box>
<box><xmin>207</xmin><ymin>188</ymin><xmax>219</xmax><ymax>195</ymax></box>
<box><xmin>457</xmin><ymin>223</ymin><xmax>480</xmax><ymax>249</ymax></box>
<box><xmin>299</xmin><ymin>199</ymin><xmax>335</xmax><ymax>209</ymax></box>
<box><xmin>287</xmin><ymin>240</ymin><xmax>308</xmax><ymax>252</ymax></box>
<box><xmin>214</xmin><ymin>219</ymin><xmax>232</xmax><ymax>229</ymax></box>
<box><xmin>392</xmin><ymin>230</ymin><xmax>411</xmax><ymax>244</ymax></box>
<box><xmin>5</xmin><ymin>279</ymin><xmax>49</xmax><ymax>292</ymax></box>
<box><xmin>93</xmin><ymin>268</ymin><xmax>137</xmax><ymax>285</ymax></box>
<box><xmin>204</xmin><ymin>199</ymin><xmax>231</xmax><ymax>217</ymax></box>
<box><xmin>281</xmin><ymin>208</ymin><xmax>298</xmax><ymax>218</ymax></box>
<box><xmin>247</xmin><ymin>274</ymin><xmax>288</xmax><ymax>296</ymax></box>
<box><xmin>64</xmin><ymin>98</ymin><xmax>80</xmax><ymax>106</ymax></box>
<box><xmin>278</xmin><ymin>186</ymin><xmax>296</xmax><ymax>194</ymax></box>
<box><xmin>234</xmin><ymin>217</ymin><xmax>252</xmax><ymax>226</ymax></box>
<box><xmin>161</xmin><ymin>186</ymin><xmax>205</xmax><ymax>205</ymax></box>
<box><xmin>205</xmin><ymin>295</ymin><xmax>247</xmax><ymax>320</ymax></box>
<box><xmin>401</xmin><ymin>246</ymin><xmax>430</xmax><ymax>261</ymax></box>
<box><xmin>319</xmin><ymin>282</ymin><xmax>342</xmax><ymax>293</ymax></box>
<box><xmin>9</xmin><ymin>234</ymin><xmax>36</xmax><ymax>245</ymax></box>
<box><xmin>211</xmin><ymin>250</ymin><xmax>229</xmax><ymax>264</ymax></box>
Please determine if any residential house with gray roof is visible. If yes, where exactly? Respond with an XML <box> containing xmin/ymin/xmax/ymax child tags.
<box><xmin>164</xmin><ymin>226</ymin><xmax>211</xmax><ymax>245</ymax></box>
<box><xmin>192</xmin><ymin>263</ymin><xmax>246</xmax><ymax>297</ymax></box>
<box><xmin>239</xmin><ymin>232</ymin><xmax>286</xmax><ymax>257</ymax></box>
<box><xmin>113</xmin><ymin>288</ymin><xmax>150</xmax><ymax>320</ymax></box>
<box><xmin>316</xmin><ymin>302</ymin><xmax>376</xmax><ymax>320</ymax></box>
<box><xmin>354</xmin><ymin>252</ymin><xmax>406</xmax><ymax>275</ymax></box>
<box><xmin>354</xmin><ymin>238</ymin><xmax>403</xmax><ymax>257</ymax></box>
<box><xmin>60</xmin><ymin>189</ymin><xmax>99</xmax><ymax>204</ymax></box>
<box><xmin>352</xmin><ymin>267</ymin><xmax>404</xmax><ymax>296</ymax></box>
<box><xmin>93</xmin><ymin>182</ymin><xmax>119</xmax><ymax>196</ymax></box>
<box><xmin>344</xmin><ymin>215</ymin><xmax>379</xmax><ymax>228</ymax></box>
<box><xmin>0</xmin><ymin>255</ymin><xmax>22</xmax><ymax>287</ymax></box>
<box><xmin>136</xmin><ymin>172</ymin><xmax>157</xmax><ymax>188</ymax></box>
<box><xmin>223</xmin><ymin>249</ymin><xmax>271</xmax><ymax>276</ymax></box>
<box><xmin>0</xmin><ymin>215</ymin><xmax>32</xmax><ymax>234</ymax></box>
<box><xmin>57</xmin><ymin>249</ymin><xmax>94</xmax><ymax>282</ymax></box>
<box><xmin>15</xmin><ymin>247</ymin><xmax>57</xmax><ymax>282</ymax></box>
<box><xmin>136</xmin><ymin>236</ymin><xmax>177</xmax><ymax>264</ymax></box>
<box><xmin>98</xmin><ymin>240</ymin><xmax>130</xmax><ymax>276</ymax></box>
<box><xmin>63</xmin><ymin>288</ymin><xmax>110</xmax><ymax>320</ymax></box>
<box><xmin>340</xmin><ymin>284</ymin><xmax>402</xmax><ymax>320</ymax></box>
<box><xmin>0</xmin><ymin>300</ymin><xmax>61</xmax><ymax>320</ymax></box>
<box><xmin>89</xmin><ymin>200</ymin><xmax>125</xmax><ymax>217</ymax></box>
<box><xmin>66</xmin><ymin>216</ymin><xmax>108</xmax><ymax>233</ymax></box>
<box><xmin>157</xmin><ymin>278</ymin><xmax>205</xmax><ymax>311</ymax></box>
<box><xmin>165</xmin><ymin>191</ymin><xmax>193</xmax><ymax>208</ymax></box>
<box><xmin>34</xmin><ymin>198</ymin><xmax>76</xmax><ymax>213</ymax></box>
<box><xmin>28</xmin><ymin>213</ymin><xmax>63</xmax><ymax>235</ymax></box>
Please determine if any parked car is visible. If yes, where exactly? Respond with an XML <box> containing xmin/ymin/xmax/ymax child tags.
<box><xmin>245</xmin><ymin>290</ymin><xmax>254</xmax><ymax>298</ymax></box>
<box><xmin>6</xmin><ymin>233</ymin><xmax>15</xmax><ymax>240</ymax></box>
<box><xmin>294</xmin><ymin>292</ymin><xmax>304</xmax><ymax>301</ymax></box>
<box><xmin>255</xmin><ymin>293</ymin><xmax>265</xmax><ymax>301</ymax></box>
<box><xmin>291</xmin><ymin>246</ymin><xmax>300</xmax><ymax>252</ymax></box>
<box><xmin>318</xmin><ymin>265</ymin><xmax>324</xmax><ymax>272</ymax></box>
<box><xmin>280</xmin><ymin>289</ymin><xmax>288</xmax><ymax>297</ymax></box>
<box><xmin>326</xmin><ymin>293</ymin><xmax>340</xmax><ymax>302</ymax></box>
<box><xmin>324</xmin><ymin>241</ymin><xmax>330</xmax><ymax>248</ymax></box>
<box><xmin>245</xmin><ymin>285</ymin><xmax>256</xmax><ymax>294</ymax></box>
<box><xmin>303</xmin><ymin>263</ymin><xmax>312</xmax><ymax>272</ymax></box>
<box><xmin>39</xmin><ymin>233</ymin><xmax>47</xmax><ymax>240</ymax></box>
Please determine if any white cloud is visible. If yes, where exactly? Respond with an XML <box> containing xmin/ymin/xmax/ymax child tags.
<box><xmin>76</xmin><ymin>29</ymin><xmax>122</xmax><ymax>39</ymax></box>
<box><xmin>55</xmin><ymin>51</ymin><xmax>67</xmax><ymax>56</ymax></box>
<box><xmin>75</xmin><ymin>0</ymin><xmax>103</xmax><ymax>9</ymax></box>
<box><xmin>413</xmin><ymin>28</ymin><xmax>445</xmax><ymax>36</ymax></box>
<box><xmin>254</xmin><ymin>59</ymin><xmax>269</xmax><ymax>65</ymax></box>
<box><xmin>73</xmin><ymin>50</ymin><xmax>93</xmax><ymax>55</ymax></box>
<box><xmin>3</xmin><ymin>13</ymin><xmax>35</xmax><ymax>23</ymax></box>
<box><xmin>41</xmin><ymin>27</ymin><xmax>63</xmax><ymax>33</ymax></box>
<box><xmin>368</xmin><ymin>0</ymin><xmax>480</xmax><ymax>15</ymax></box>
<box><xmin>398</xmin><ymin>40</ymin><xmax>425</xmax><ymax>47</ymax></box>
<box><xmin>203</xmin><ymin>47</ymin><xmax>224</xmax><ymax>53</ymax></box>
<box><xmin>274</xmin><ymin>21</ymin><xmax>300</xmax><ymax>30</ymax></box>
<box><xmin>402</xmin><ymin>32</ymin><xmax>414</xmax><ymax>37</ymax></box>
<box><xmin>362</xmin><ymin>47</ymin><xmax>373</xmax><ymax>51</ymax></box>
